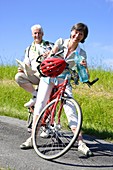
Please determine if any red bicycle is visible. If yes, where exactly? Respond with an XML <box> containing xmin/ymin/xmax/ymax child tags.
<box><xmin>32</xmin><ymin>53</ymin><xmax>99</xmax><ymax>160</ymax></box>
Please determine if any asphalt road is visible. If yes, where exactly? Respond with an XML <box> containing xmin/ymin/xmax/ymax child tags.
<box><xmin>0</xmin><ymin>116</ymin><xmax>113</xmax><ymax>170</ymax></box>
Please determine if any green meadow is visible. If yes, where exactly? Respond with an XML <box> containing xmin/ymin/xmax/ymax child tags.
<box><xmin>0</xmin><ymin>65</ymin><xmax>113</xmax><ymax>141</ymax></box>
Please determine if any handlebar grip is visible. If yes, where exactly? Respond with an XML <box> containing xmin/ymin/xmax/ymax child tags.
<box><xmin>89</xmin><ymin>78</ymin><xmax>99</xmax><ymax>85</ymax></box>
<box><xmin>85</xmin><ymin>78</ymin><xmax>99</xmax><ymax>87</ymax></box>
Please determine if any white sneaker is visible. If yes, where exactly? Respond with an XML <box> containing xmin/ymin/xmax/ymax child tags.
<box><xmin>78</xmin><ymin>142</ymin><xmax>93</xmax><ymax>156</ymax></box>
<box><xmin>24</xmin><ymin>97</ymin><xmax>36</xmax><ymax>107</ymax></box>
<box><xmin>20</xmin><ymin>137</ymin><xmax>33</xmax><ymax>149</ymax></box>
<box><xmin>28</xmin><ymin>128</ymin><xmax>32</xmax><ymax>133</ymax></box>
<box><xmin>40</xmin><ymin>129</ymin><xmax>50</xmax><ymax>138</ymax></box>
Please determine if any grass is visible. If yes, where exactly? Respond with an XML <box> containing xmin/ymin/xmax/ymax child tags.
<box><xmin>0</xmin><ymin>168</ymin><xmax>14</xmax><ymax>170</ymax></box>
<box><xmin>0</xmin><ymin>65</ymin><xmax>113</xmax><ymax>142</ymax></box>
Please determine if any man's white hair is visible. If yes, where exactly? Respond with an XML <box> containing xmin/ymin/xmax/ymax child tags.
<box><xmin>31</xmin><ymin>24</ymin><xmax>43</xmax><ymax>33</ymax></box>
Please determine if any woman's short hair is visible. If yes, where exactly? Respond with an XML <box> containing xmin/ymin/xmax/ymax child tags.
<box><xmin>31</xmin><ymin>24</ymin><xmax>44</xmax><ymax>33</ymax></box>
<box><xmin>71</xmin><ymin>23</ymin><xmax>88</xmax><ymax>43</ymax></box>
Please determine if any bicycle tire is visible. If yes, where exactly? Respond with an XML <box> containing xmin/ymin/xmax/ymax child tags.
<box><xmin>33</xmin><ymin>96</ymin><xmax>82</xmax><ymax>160</ymax></box>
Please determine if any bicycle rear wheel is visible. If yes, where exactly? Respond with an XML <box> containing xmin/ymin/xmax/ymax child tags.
<box><xmin>33</xmin><ymin>97</ymin><xmax>82</xmax><ymax>160</ymax></box>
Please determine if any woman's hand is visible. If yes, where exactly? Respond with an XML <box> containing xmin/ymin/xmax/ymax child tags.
<box><xmin>80</xmin><ymin>60</ymin><xmax>87</xmax><ymax>68</ymax></box>
<box><xmin>80</xmin><ymin>60</ymin><xmax>90</xmax><ymax>78</ymax></box>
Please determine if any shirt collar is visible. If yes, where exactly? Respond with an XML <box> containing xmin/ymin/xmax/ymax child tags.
<box><xmin>31</xmin><ymin>40</ymin><xmax>45</xmax><ymax>51</ymax></box>
<box><xmin>63</xmin><ymin>38</ymin><xmax>80</xmax><ymax>53</ymax></box>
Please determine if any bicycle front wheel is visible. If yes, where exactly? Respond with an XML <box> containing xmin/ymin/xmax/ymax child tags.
<box><xmin>33</xmin><ymin>97</ymin><xmax>82</xmax><ymax>160</ymax></box>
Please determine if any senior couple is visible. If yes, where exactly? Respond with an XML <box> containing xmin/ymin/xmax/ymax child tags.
<box><xmin>15</xmin><ymin>22</ymin><xmax>92</xmax><ymax>156</ymax></box>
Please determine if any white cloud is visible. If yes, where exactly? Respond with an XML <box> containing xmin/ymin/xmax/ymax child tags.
<box><xmin>103</xmin><ymin>58</ymin><xmax>113</xmax><ymax>70</ymax></box>
<box><xmin>100</xmin><ymin>44</ymin><xmax>113</xmax><ymax>54</ymax></box>
<box><xmin>86</xmin><ymin>42</ymin><xmax>113</xmax><ymax>70</ymax></box>
<box><xmin>106</xmin><ymin>0</ymin><xmax>113</xmax><ymax>3</ymax></box>
<box><xmin>103</xmin><ymin>58</ymin><xmax>113</xmax><ymax>64</ymax></box>
<box><xmin>88</xmin><ymin>42</ymin><xmax>113</xmax><ymax>55</ymax></box>
<box><xmin>106</xmin><ymin>0</ymin><xmax>113</xmax><ymax>6</ymax></box>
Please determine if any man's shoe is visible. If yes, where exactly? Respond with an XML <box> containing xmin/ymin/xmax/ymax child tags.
<box><xmin>28</xmin><ymin>128</ymin><xmax>32</xmax><ymax>133</ymax></box>
<box><xmin>24</xmin><ymin>97</ymin><xmax>36</xmax><ymax>107</ymax></box>
<box><xmin>20</xmin><ymin>137</ymin><xmax>33</xmax><ymax>149</ymax></box>
<box><xmin>40</xmin><ymin>129</ymin><xmax>50</xmax><ymax>138</ymax></box>
<box><xmin>78</xmin><ymin>142</ymin><xmax>93</xmax><ymax>156</ymax></box>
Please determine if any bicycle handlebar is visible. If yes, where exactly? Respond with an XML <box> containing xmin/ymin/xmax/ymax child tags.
<box><xmin>37</xmin><ymin>65</ymin><xmax>47</xmax><ymax>77</ymax></box>
<box><xmin>36</xmin><ymin>50</ymin><xmax>64</xmax><ymax>64</ymax></box>
<box><xmin>70</xmin><ymin>69</ymin><xmax>99</xmax><ymax>87</ymax></box>
<box><xmin>36</xmin><ymin>55</ymin><xmax>43</xmax><ymax>63</ymax></box>
<box><xmin>84</xmin><ymin>78</ymin><xmax>99</xmax><ymax>87</ymax></box>
<box><xmin>36</xmin><ymin>51</ymin><xmax>99</xmax><ymax>87</ymax></box>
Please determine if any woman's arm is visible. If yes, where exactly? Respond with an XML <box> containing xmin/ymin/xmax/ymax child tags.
<box><xmin>47</xmin><ymin>45</ymin><xmax>59</xmax><ymax>58</ymax></box>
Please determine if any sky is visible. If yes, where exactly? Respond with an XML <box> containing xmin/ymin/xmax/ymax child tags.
<box><xmin>0</xmin><ymin>0</ymin><xmax>113</xmax><ymax>70</ymax></box>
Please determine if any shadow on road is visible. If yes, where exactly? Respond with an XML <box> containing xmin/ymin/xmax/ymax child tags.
<box><xmin>51</xmin><ymin>135</ymin><xmax>113</xmax><ymax>168</ymax></box>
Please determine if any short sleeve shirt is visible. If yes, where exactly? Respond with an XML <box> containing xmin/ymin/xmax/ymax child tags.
<box><xmin>23</xmin><ymin>40</ymin><xmax>53</xmax><ymax>71</ymax></box>
<box><xmin>43</xmin><ymin>38</ymin><xmax>87</xmax><ymax>84</ymax></box>
<box><xmin>55</xmin><ymin>38</ymin><xmax>87</xmax><ymax>71</ymax></box>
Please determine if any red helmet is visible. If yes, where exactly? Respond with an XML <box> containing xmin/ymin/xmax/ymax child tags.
<box><xmin>40</xmin><ymin>57</ymin><xmax>66</xmax><ymax>77</ymax></box>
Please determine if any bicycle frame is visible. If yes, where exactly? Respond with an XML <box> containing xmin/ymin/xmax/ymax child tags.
<box><xmin>36</xmin><ymin>52</ymin><xmax>99</xmax><ymax>126</ymax></box>
<box><xmin>28</xmin><ymin>51</ymin><xmax>99</xmax><ymax>132</ymax></box>
<box><xmin>33</xmin><ymin>73</ymin><xmax>83</xmax><ymax>160</ymax></box>
<box><xmin>42</xmin><ymin>75</ymin><xmax>69</xmax><ymax>127</ymax></box>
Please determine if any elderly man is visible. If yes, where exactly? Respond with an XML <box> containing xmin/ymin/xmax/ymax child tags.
<box><xmin>15</xmin><ymin>24</ymin><xmax>53</xmax><ymax>108</ymax></box>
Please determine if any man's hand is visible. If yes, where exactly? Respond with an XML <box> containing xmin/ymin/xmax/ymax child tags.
<box><xmin>42</xmin><ymin>50</ymin><xmax>51</xmax><ymax>59</ymax></box>
<box><xmin>18</xmin><ymin>67</ymin><xmax>24</xmax><ymax>73</ymax></box>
